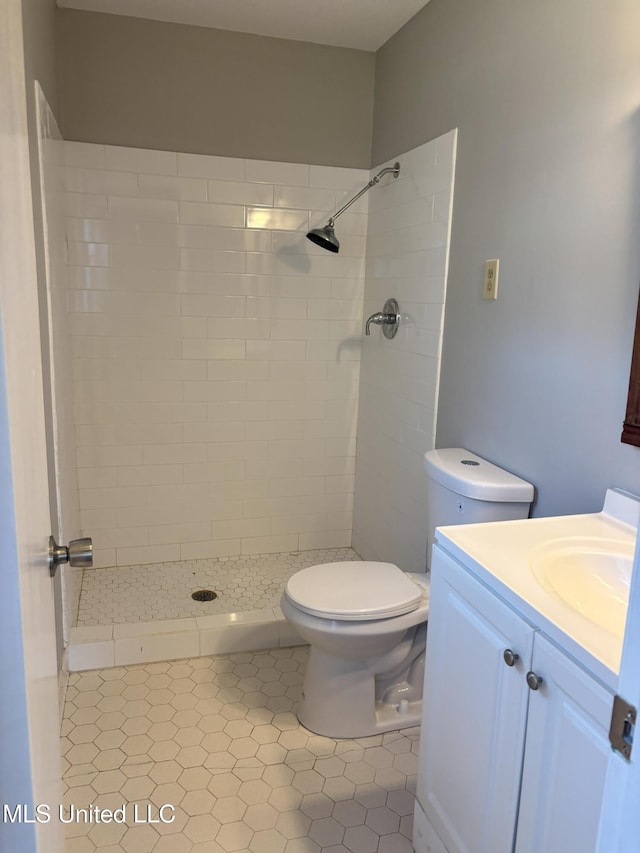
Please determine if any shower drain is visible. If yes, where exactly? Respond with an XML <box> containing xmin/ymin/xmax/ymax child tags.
<box><xmin>191</xmin><ymin>589</ymin><xmax>218</xmax><ymax>602</ymax></box>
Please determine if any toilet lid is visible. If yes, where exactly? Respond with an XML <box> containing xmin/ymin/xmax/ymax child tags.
<box><xmin>284</xmin><ymin>562</ymin><xmax>423</xmax><ymax>621</ymax></box>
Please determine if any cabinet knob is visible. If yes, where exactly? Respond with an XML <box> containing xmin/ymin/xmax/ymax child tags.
<box><xmin>526</xmin><ymin>671</ymin><xmax>543</xmax><ymax>691</ymax></box>
<box><xmin>503</xmin><ymin>649</ymin><xmax>520</xmax><ymax>667</ymax></box>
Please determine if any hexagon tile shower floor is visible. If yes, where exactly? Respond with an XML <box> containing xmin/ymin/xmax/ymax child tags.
<box><xmin>77</xmin><ymin>548</ymin><xmax>360</xmax><ymax>626</ymax></box>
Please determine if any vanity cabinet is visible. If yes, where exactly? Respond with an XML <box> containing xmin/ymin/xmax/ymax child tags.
<box><xmin>515</xmin><ymin>632</ymin><xmax>612</xmax><ymax>853</ymax></box>
<box><xmin>416</xmin><ymin>545</ymin><xmax>613</xmax><ymax>853</ymax></box>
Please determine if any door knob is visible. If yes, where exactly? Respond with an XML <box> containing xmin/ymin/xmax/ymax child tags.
<box><xmin>49</xmin><ymin>535</ymin><xmax>93</xmax><ymax>577</ymax></box>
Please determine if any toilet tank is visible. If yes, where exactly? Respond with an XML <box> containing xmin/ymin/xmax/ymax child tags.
<box><xmin>424</xmin><ymin>448</ymin><xmax>534</xmax><ymax>569</ymax></box>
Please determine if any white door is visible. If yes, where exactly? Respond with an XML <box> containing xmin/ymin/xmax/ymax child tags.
<box><xmin>417</xmin><ymin>546</ymin><xmax>535</xmax><ymax>853</ymax></box>
<box><xmin>597</xmin><ymin>533</ymin><xmax>640</xmax><ymax>852</ymax></box>
<box><xmin>0</xmin><ymin>4</ymin><xmax>63</xmax><ymax>852</ymax></box>
<box><xmin>516</xmin><ymin>633</ymin><xmax>613</xmax><ymax>853</ymax></box>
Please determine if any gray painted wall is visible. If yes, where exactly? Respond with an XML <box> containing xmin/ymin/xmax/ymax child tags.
<box><xmin>373</xmin><ymin>0</ymin><xmax>640</xmax><ymax>516</ymax></box>
<box><xmin>57</xmin><ymin>10</ymin><xmax>375</xmax><ymax>169</ymax></box>
<box><xmin>22</xmin><ymin>0</ymin><xmax>58</xmax><ymax>116</ymax></box>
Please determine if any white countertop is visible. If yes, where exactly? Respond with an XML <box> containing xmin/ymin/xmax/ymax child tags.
<box><xmin>435</xmin><ymin>499</ymin><xmax>638</xmax><ymax>691</ymax></box>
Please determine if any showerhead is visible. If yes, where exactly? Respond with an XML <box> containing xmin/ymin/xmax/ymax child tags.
<box><xmin>306</xmin><ymin>162</ymin><xmax>400</xmax><ymax>253</ymax></box>
<box><xmin>306</xmin><ymin>222</ymin><xmax>339</xmax><ymax>253</ymax></box>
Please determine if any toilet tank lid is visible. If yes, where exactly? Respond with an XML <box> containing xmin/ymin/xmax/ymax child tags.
<box><xmin>424</xmin><ymin>448</ymin><xmax>534</xmax><ymax>503</ymax></box>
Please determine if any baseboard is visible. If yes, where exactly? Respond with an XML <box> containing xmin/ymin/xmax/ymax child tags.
<box><xmin>414</xmin><ymin>800</ymin><xmax>449</xmax><ymax>853</ymax></box>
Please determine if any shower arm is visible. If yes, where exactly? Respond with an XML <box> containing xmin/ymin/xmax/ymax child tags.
<box><xmin>326</xmin><ymin>163</ymin><xmax>400</xmax><ymax>227</ymax></box>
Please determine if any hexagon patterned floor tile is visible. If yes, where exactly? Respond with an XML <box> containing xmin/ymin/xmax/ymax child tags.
<box><xmin>61</xmin><ymin>646</ymin><xmax>418</xmax><ymax>852</ymax></box>
<box><xmin>78</xmin><ymin>548</ymin><xmax>360</xmax><ymax>625</ymax></box>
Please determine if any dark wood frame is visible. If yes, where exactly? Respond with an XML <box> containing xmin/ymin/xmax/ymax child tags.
<box><xmin>622</xmin><ymin>290</ymin><xmax>640</xmax><ymax>446</ymax></box>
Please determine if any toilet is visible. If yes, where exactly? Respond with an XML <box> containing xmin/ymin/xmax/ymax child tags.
<box><xmin>280</xmin><ymin>448</ymin><xmax>534</xmax><ymax>738</ymax></box>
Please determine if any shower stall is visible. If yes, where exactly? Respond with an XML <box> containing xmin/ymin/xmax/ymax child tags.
<box><xmin>39</xmin><ymin>115</ymin><xmax>456</xmax><ymax>671</ymax></box>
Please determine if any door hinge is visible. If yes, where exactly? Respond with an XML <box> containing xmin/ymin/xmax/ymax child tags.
<box><xmin>609</xmin><ymin>694</ymin><xmax>636</xmax><ymax>761</ymax></box>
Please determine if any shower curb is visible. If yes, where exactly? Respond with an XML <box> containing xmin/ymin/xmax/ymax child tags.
<box><xmin>66</xmin><ymin>606</ymin><xmax>303</xmax><ymax>671</ymax></box>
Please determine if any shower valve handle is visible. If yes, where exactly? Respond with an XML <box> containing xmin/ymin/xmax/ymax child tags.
<box><xmin>365</xmin><ymin>312</ymin><xmax>392</xmax><ymax>332</ymax></box>
<box><xmin>49</xmin><ymin>535</ymin><xmax>93</xmax><ymax>577</ymax></box>
<box><xmin>365</xmin><ymin>298</ymin><xmax>400</xmax><ymax>339</ymax></box>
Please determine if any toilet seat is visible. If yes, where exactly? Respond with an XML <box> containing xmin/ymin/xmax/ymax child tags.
<box><xmin>284</xmin><ymin>561</ymin><xmax>423</xmax><ymax>621</ymax></box>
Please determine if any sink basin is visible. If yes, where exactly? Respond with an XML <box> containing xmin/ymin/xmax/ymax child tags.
<box><xmin>530</xmin><ymin>537</ymin><xmax>635</xmax><ymax>635</ymax></box>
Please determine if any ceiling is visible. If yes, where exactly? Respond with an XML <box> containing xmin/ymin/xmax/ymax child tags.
<box><xmin>56</xmin><ymin>0</ymin><xmax>431</xmax><ymax>51</ymax></box>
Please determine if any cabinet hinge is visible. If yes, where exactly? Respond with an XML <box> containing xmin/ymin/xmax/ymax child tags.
<box><xmin>609</xmin><ymin>694</ymin><xmax>637</xmax><ymax>761</ymax></box>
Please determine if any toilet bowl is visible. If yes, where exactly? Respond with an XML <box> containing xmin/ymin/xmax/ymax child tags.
<box><xmin>280</xmin><ymin>561</ymin><xmax>429</xmax><ymax>738</ymax></box>
<box><xmin>280</xmin><ymin>448</ymin><xmax>535</xmax><ymax>739</ymax></box>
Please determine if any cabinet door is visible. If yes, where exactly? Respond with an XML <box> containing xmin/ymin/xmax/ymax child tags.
<box><xmin>417</xmin><ymin>547</ymin><xmax>535</xmax><ymax>853</ymax></box>
<box><xmin>515</xmin><ymin>634</ymin><xmax>613</xmax><ymax>853</ymax></box>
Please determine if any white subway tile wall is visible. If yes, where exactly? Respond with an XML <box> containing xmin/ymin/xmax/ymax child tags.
<box><xmin>352</xmin><ymin>131</ymin><xmax>458</xmax><ymax>573</ymax></box>
<box><xmin>64</xmin><ymin>143</ymin><xmax>368</xmax><ymax>566</ymax></box>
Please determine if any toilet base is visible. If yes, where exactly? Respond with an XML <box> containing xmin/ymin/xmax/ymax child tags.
<box><xmin>299</xmin><ymin>700</ymin><xmax>422</xmax><ymax>739</ymax></box>
<box><xmin>296</xmin><ymin>645</ymin><xmax>423</xmax><ymax>738</ymax></box>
